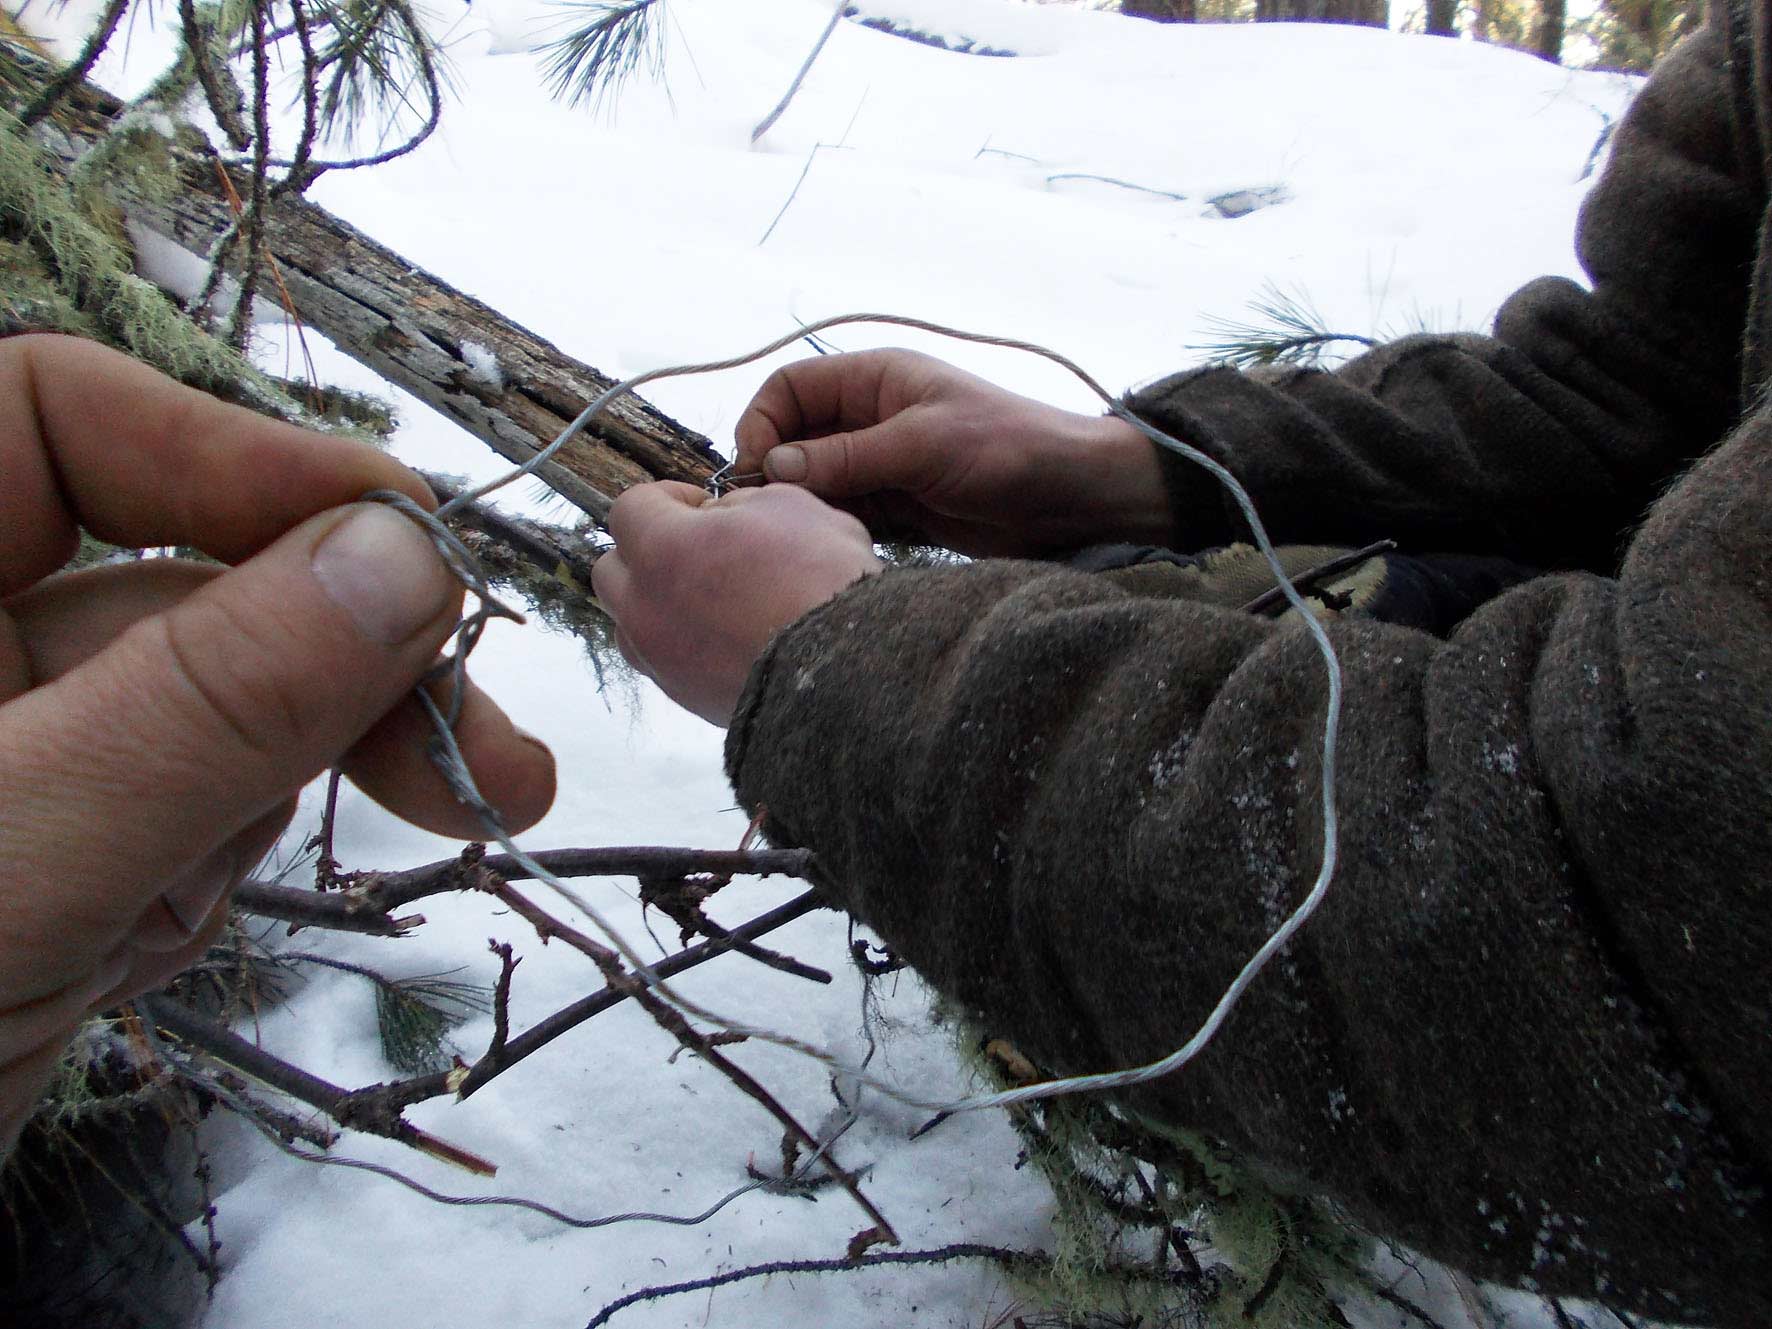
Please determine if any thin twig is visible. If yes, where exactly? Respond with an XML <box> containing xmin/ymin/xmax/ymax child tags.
<box><xmin>225</xmin><ymin>0</ymin><xmax>272</xmax><ymax>349</ymax></box>
<box><xmin>233</xmin><ymin>844</ymin><xmax>817</xmax><ymax>933</ymax></box>
<box><xmin>758</xmin><ymin>141</ymin><xmax>832</xmax><ymax>245</ymax></box>
<box><xmin>368</xmin><ymin>844</ymin><xmax>817</xmax><ymax>914</ymax></box>
<box><xmin>490</xmin><ymin>879</ymin><xmax>895</xmax><ymax>1238</ymax></box>
<box><xmin>583</xmin><ymin>1243</ymin><xmax>1196</xmax><ymax>1329</ymax></box>
<box><xmin>487</xmin><ymin>940</ymin><xmax>518</xmax><ymax>1060</ymax></box>
<box><xmin>1346</xmin><ymin>1264</ymin><xmax>1451</xmax><ymax>1329</ymax></box>
<box><xmin>135</xmin><ymin>993</ymin><xmax>496</xmax><ymax>1175</ymax></box>
<box><xmin>447</xmin><ymin>888</ymin><xmax>825</xmax><ymax>1101</ymax></box>
<box><xmin>180</xmin><ymin>0</ymin><xmax>252</xmax><ymax>150</ymax></box>
<box><xmin>750</xmin><ymin>0</ymin><xmax>847</xmax><ymax>143</ymax></box>
<box><xmin>17</xmin><ymin>0</ymin><xmax>130</xmax><ymax>127</ymax></box>
<box><xmin>1045</xmin><ymin>171</ymin><xmax>1186</xmax><ymax>202</ymax></box>
<box><xmin>1238</xmin><ymin>540</ymin><xmax>1396</xmax><ymax>617</ymax></box>
<box><xmin>974</xmin><ymin>142</ymin><xmax>1041</xmax><ymax>164</ymax></box>
<box><xmin>314</xmin><ymin>768</ymin><xmax>345</xmax><ymax>888</ymax></box>
<box><xmin>317</xmin><ymin>890</ymin><xmax>824</xmax><ymax>1122</ymax></box>
<box><xmin>267</xmin><ymin>0</ymin><xmax>443</xmax><ymax>174</ymax></box>
<box><xmin>275</xmin><ymin>0</ymin><xmax>324</xmax><ymax>195</ymax></box>
<box><xmin>1129</xmin><ymin>1163</ymin><xmax>1204</xmax><ymax>1280</ymax></box>
<box><xmin>175</xmin><ymin>1047</ymin><xmax>784</xmax><ymax>1233</ymax></box>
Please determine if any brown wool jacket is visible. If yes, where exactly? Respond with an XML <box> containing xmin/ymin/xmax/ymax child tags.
<box><xmin>725</xmin><ymin>5</ymin><xmax>1772</xmax><ymax>1323</ymax></box>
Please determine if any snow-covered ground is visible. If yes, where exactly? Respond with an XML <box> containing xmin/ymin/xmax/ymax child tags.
<box><xmin>50</xmin><ymin>1</ymin><xmax>1643</xmax><ymax>1325</ymax></box>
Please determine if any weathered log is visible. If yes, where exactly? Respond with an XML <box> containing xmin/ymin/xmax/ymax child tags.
<box><xmin>1</xmin><ymin>44</ymin><xmax>722</xmax><ymax>523</ymax></box>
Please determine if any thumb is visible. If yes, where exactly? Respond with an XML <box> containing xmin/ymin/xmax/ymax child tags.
<box><xmin>0</xmin><ymin>502</ymin><xmax>462</xmax><ymax>953</ymax></box>
<box><xmin>761</xmin><ymin>414</ymin><xmax>944</xmax><ymax>501</ymax></box>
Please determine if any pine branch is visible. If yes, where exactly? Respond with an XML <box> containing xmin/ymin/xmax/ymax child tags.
<box><xmin>542</xmin><ymin>0</ymin><xmax>668</xmax><ymax>110</ymax></box>
<box><xmin>16</xmin><ymin>0</ymin><xmax>130</xmax><ymax>128</ymax></box>
<box><xmin>299</xmin><ymin>0</ymin><xmax>451</xmax><ymax>167</ymax></box>
<box><xmin>1191</xmin><ymin>281</ymin><xmax>1376</xmax><ymax>369</ymax></box>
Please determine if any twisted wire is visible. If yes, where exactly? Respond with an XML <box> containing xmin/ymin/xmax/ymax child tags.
<box><xmin>382</xmin><ymin>312</ymin><xmax>1344</xmax><ymax>1118</ymax></box>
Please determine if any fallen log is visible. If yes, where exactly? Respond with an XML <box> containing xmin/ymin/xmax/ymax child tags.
<box><xmin>1</xmin><ymin>42</ymin><xmax>722</xmax><ymax>523</ymax></box>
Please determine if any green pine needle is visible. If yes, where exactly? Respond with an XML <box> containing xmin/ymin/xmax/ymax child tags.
<box><xmin>541</xmin><ymin>0</ymin><xmax>668</xmax><ymax>110</ymax></box>
<box><xmin>306</xmin><ymin>0</ymin><xmax>455</xmax><ymax>149</ymax></box>
<box><xmin>1191</xmin><ymin>281</ymin><xmax>1376</xmax><ymax>370</ymax></box>
<box><xmin>372</xmin><ymin>971</ymin><xmax>492</xmax><ymax>1075</ymax></box>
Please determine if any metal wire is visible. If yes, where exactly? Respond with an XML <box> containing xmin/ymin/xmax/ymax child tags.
<box><xmin>385</xmin><ymin>312</ymin><xmax>1344</xmax><ymax>1118</ymax></box>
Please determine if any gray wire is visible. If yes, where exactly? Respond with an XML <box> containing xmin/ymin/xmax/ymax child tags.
<box><xmin>395</xmin><ymin>312</ymin><xmax>1344</xmax><ymax>1117</ymax></box>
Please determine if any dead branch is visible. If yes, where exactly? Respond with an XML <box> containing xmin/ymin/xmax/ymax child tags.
<box><xmin>487</xmin><ymin>940</ymin><xmax>518</xmax><ymax>1061</ymax></box>
<box><xmin>583</xmin><ymin>1242</ymin><xmax>1201</xmax><ymax>1328</ymax></box>
<box><xmin>135</xmin><ymin>993</ymin><xmax>495</xmax><ymax>1176</ymax></box>
<box><xmin>233</xmin><ymin>843</ymin><xmax>817</xmax><ymax>934</ymax></box>
<box><xmin>488</xmin><ymin>879</ymin><xmax>896</xmax><ymax>1240</ymax></box>
<box><xmin>1238</xmin><ymin>539</ymin><xmax>1397</xmax><ymax>616</ymax></box>
<box><xmin>0</xmin><ymin>43</ymin><xmax>723</xmax><ymax>524</ymax></box>
<box><xmin>448</xmin><ymin>887</ymin><xmax>826</xmax><ymax>1100</ymax></box>
<box><xmin>750</xmin><ymin>0</ymin><xmax>847</xmax><ymax>144</ymax></box>
<box><xmin>270</xmin><ymin>887</ymin><xmax>827</xmax><ymax>1129</ymax></box>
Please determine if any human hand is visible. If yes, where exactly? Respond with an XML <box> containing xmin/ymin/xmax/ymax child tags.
<box><xmin>734</xmin><ymin>348</ymin><xmax>1173</xmax><ymax>557</ymax></box>
<box><xmin>0</xmin><ymin>336</ymin><xmax>555</xmax><ymax>1152</ymax></box>
<box><xmin>590</xmin><ymin>482</ymin><xmax>883</xmax><ymax>726</ymax></box>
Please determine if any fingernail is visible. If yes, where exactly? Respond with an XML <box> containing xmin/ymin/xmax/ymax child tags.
<box><xmin>764</xmin><ymin>445</ymin><xmax>807</xmax><ymax>483</ymax></box>
<box><xmin>312</xmin><ymin>505</ymin><xmax>455</xmax><ymax>644</ymax></box>
<box><xmin>160</xmin><ymin>866</ymin><xmax>229</xmax><ymax>937</ymax></box>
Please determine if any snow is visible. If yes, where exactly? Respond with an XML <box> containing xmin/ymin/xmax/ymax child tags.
<box><xmin>46</xmin><ymin>0</ymin><xmax>1645</xmax><ymax>1325</ymax></box>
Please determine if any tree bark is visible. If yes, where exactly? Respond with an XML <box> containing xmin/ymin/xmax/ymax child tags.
<box><xmin>1255</xmin><ymin>0</ymin><xmax>1386</xmax><ymax>26</ymax></box>
<box><xmin>2</xmin><ymin>46</ymin><xmax>722</xmax><ymax>525</ymax></box>
<box><xmin>1120</xmin><ymin>0</ymin><xmax>1196</xmax><ymax>20</ymax></box>
<box><xmin>1533</xmin><ymin>0</ymin><xmax>1566</xmax><ymax>62</ymax></box>
<box><xmin>1426</xmin><ymin>0</ymin><xmax>1459</xmax><ymax>36</ymax></box>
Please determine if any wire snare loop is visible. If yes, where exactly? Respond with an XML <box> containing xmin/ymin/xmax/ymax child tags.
<box><xmin>373</xmin><ymin>312</ymin><xmax>1344</xmax><ymax>1119</ymax></box>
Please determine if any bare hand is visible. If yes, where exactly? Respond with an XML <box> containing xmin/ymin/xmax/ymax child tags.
<box><xmin>0</xmin><ymin>336</ymin><xmax>556</xmax><ymax>1153</ymax></box>
<box><xmin>591</xmin><ymin>482</ymin><xmax>883</xmax><ymax>726</ymax></box>
<box><xmin>734</xmin><ymin>349</ymin><xmax>1173</xmax><ymax>556</ymax></box>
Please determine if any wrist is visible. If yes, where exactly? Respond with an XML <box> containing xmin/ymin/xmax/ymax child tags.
<box><xmin>1073</xmin><ymin>412</ymin><xmax>1176</xmax><ymax>548</ymax></box>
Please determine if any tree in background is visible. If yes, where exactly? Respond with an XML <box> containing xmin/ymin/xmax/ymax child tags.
<box><xmin>1121</xmin><ymin>0</ymin><xmax>1700</xmax><ymax>68</ymax></box>
<box><xmin>1575</xmin><ymin>0</ymin><xmax>1702</xmax><ymax>69</ymax></box>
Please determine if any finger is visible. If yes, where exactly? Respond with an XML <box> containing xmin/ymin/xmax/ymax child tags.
<box><xmin>590</xmin><ymin>550</ymin><xmax>639</xmax><ymax>632</ymax></box>
<box><xmin>0</xmin><ymin>335</ymin><xmax>433</xmax><ymax>594</ymax></box>
<box><xmin>734</xmin><ymin>353</ymin><xmax>899</xmax><ymax>470</ymax></box>
<box><xmin>0</xmin><ymin>502</ymin><xmax>462</xmax><ymax>1002</ymax></box>
<box><xmin>342</xmin><ymin>676</ymin><xmax>556</xmax><ymax>838</ymax></box>
<box><xmin>758</xmin><ymin>414</ymin><xmax>947</xmax><ymax>502</ymax></box>
<box><xmin>7</xmin><ymin>560</ymin><xmax>556</xmax><ymax>838</ymax></box>
<box><xmin>605</xmin><ymin>480</ymin><xmax>710</xmax><ymax>550</ymax></box>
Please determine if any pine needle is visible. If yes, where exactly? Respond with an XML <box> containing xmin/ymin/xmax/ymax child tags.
<box><xmin>541</xmin><ymin>0</ymin><xmax>667</xmax><ymax>110</ymax></box>
<box><xmin>373</xmin><ymin>973</ymin><xmax>490</xmax><ymax>1075</ymax></box>
<box><xmin>1191</xmin><ymin>281</ymin><xmax>1376</xmax><ymax>370</ymax></box>
<box><xmin>305</xmin><ymin>0</ymin><xmax>455</xmax><ymax>149</ymax></box>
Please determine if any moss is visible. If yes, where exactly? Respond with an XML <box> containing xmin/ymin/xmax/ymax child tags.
<box><xmin>950</xmin><ymin>1023</ymin><xmax>1368</xmax><ymax>1329</ymax></box>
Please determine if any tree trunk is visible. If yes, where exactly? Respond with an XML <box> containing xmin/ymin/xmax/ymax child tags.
<box><xmin>1426</xmin><ymin>0</ymin><xmax>1459</xmax><ymax>35</ymax></box>
<box><xmin>1255</xmin><ymin>0</ymin><xmax>1387</xmax><ymax>26</ymax></box>
<box><xmin>2</xmin><ymin>46</ymin><xmax>721</xmax><ymax>525</ymax></box>
<box><xmin>1120</xmin><ymin>0</ymin><xmax>1196</xmax><ymax>20</ymax></box>
<box><xmin>1532</xmin><ymin>0</ymin><xmax>1566</xmax><ymax>62</ymax></box>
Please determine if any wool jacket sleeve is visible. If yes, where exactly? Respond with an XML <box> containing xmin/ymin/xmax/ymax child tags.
<box><xmin>725</xmin><ymin>403</ymin><xmax>1772</xmax><ymax>1325</ymax></box>
<box><xmin>725</xmin><ymin>16</ymin><xmax>1772</xmax><ymax>1323</ymax></box>
<box><xmin>1138</xmin><ymin>25</ymin><xmax>1758</xmax><ymax>572</ymax></box>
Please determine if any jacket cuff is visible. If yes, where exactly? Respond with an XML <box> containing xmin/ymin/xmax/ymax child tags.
<box><xmin>722</xmin><ymin>566</ymin><xmax>888</xmax><ymax>817</ymax></box>
<box><xmin>1122</xmin><ymin>367</ymin><xmax>1262</xmax><ymax>549</ymax></box>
